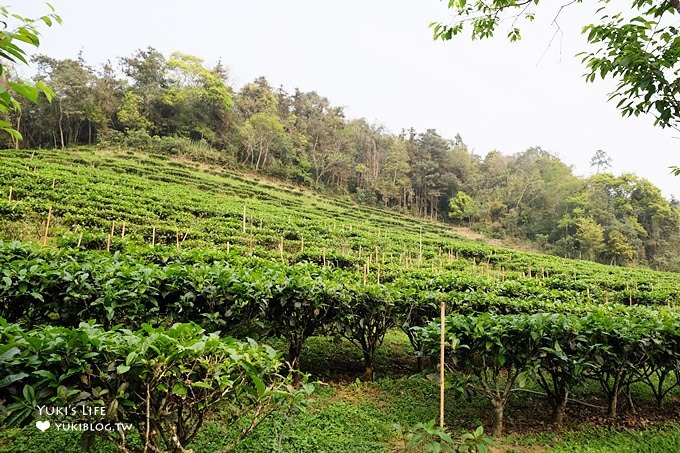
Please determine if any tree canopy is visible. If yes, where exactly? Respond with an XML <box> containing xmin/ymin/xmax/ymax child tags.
<box><xmin>431</xmin><ymin>1</ymin><xmax>680</xmax><ymax>133</ymax></box>
<box><xmin>1</xmin><ymin>45</ymin><xmax>677</xmax><ymax>271</ymax></box>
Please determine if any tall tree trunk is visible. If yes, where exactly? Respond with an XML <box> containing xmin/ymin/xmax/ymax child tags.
<box><xmin>58</xmin><ymin>99</ymin><xmax>65</xmax><ymax>150</ymax></box>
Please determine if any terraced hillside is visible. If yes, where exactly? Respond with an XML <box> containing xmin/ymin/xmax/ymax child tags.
<box><xmin>2</xmin><ymin>147</ymin><xmax>680</xmax><ymax>453</ymax></box>
<box><xmin>1</xmin><ymin>148</ymin><xmax>678</xmax><ymax>301</ymax></box>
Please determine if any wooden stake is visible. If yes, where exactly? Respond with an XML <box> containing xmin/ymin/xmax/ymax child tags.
<box><xmin>377</xmin><ymin>262</ymin><xmax>381</xmax><ymax>284</ymax></box>
<box><xmin>110</xmin><ymin>220</ymin><xmax>115</xmax><ymax>238</ymax></box>
<box><xmin>323</xmin><ymin>248</ymin><xmax>326</xmax><ymax>266</ymax></box>
<box><xmin>52</xmin><ymin>178</ymin><xmax>56</xmax><ymax>188</ymax></box>
<box><xmin>8</xmin><ymin>186</ymin><xmax>12</xmax><ymax>202</ymax></box>
<box><xmin>242</xmin><ymin>204</ymin><xmax>247</xmax><ymax>233</ymax></box>
<box><xmin>440</xmin><ymin>299</ymin><xmax>446</xmax><ymax>429</ymax></box>
<box><xmin>42</xmin><ymin>206</ymin><xmax>52</xmax><ymax>246</ymax></box>
<box><xmin>301</xmin><ymin>235</ymin><xmax>304</xmax><ymax>253</ymax></box>
<box><xmin>106</xmin><ymin>234</ymin><xmax>111</xmax><ymax>252</ymax></box>
<box><xmin>227</xmin><ymin>242</ymin><xmax>231</xmax><ymax>253</ymax></box>
<box><xmin>279</xmin><ymin>237</ymin><xmax>284</xmax><ymax>263</ymax></box>
<box><xmin>176</xmin><ymin>229</ymin><xmax>180</xmax><ymax>249</ymax></box>
<box><xmin>121</xmin><ymin>221</ymin><xmax>126</xmax><ymax>239</ymax></box>
<box><xmin>152</xmin><ymin>226</ymin><xmax>156</xmax><ymax>247</ymax></box>
<box><xmin>419</xmin><ymin>226</ymin><xmax>423</xmax><ymax>267</ymax></box>
<box><xmin>249</xmin><ymin>220</ymin><xmax>253</xmax><ymax>254</ymax></box>
<box><xmin>77</xmin><ymin>231</ymin><xmax>83</xmax><ymax>248</ymax></box>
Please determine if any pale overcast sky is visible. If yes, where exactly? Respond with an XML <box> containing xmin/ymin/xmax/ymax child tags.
<box><xmin>17</xmin><ymin>0</ymin><xmax>680</xmax><ymax>199</ymax></box>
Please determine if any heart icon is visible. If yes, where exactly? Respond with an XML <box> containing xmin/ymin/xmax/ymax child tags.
<box><xmin>35</xmin><ymin>420</ymin><xmax>50</xmax><ymax>431</ymax></box>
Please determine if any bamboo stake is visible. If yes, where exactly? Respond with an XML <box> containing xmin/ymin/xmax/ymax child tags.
<box><xmin>377</xmin><ymin>262</ymin><xmax>381</xmax><ymax>284</ymax></box>
<box><xmin>110</xmin><ymin>220</ymin><xmax>115</xmax><ymax>238</ymax></box>
<box><xmin>121</xmin><ymin>221</ymin><xmax>126</xmax><ymax>239</ymax></box>
<box><xmin>242</xmin><ymin>204</ymin><xmax>247</xmax><ymax>233</ymax></box>
<box><xmin>249</xmin><ymin>220</ymin><xmax>253</xmax><ymax>254</ymax></box>
<box><xmin>77</xmin><ymin>231</ymin><xmax>83</xmax><ymax>248</ymax></box>
<box><xmin>440</xmin><ymin>299</ymin><xmax>446</xmax><ymax>428</ymax></box>
<box><xmin>323</xmin><ymin>248</ymin><xmax>326</xmax><ymax>266</ymax></box>
<box><xmin>301</xmin><ymin>235</ymin><xmax>304</xmax><ymax>253</ymax></box>
<box><xmin>52</xmin><ymin>178</ymin><xmax>56</xmax><ymax>189</ymax></box>
<box><xmin>152</xmin><ymin>226</ymin><xmax>156</xmax><ymax>247</ymax></box>
<box><xmin>176</xmin><ymin>229</ymin><xmax>180</xmax><ymax>249</ymax></box>
<box><xmin>42</xmin><ymin>206</ymin><xmax>52</xmax><ymax>246</ymax></box>
<box><xmin>419</xmin><ymin>226</ymin><xmax>423</xmax><ymax>267</ymax></box>
<box><xmin>8</xmin><ymin>186</ymin><xmax>12</xmax><ymax>201</ymax></box>
<box><xmin>279</xmin><ymin>237</ymin><xmax>284</xmax><ymax>263</ymax></box>
<box><xmin>227</xmin><ymin>242</ymin><xmax>231</xmax><ymax>253</ymax></box>
<box><xmin>106</xmin><ymin>234</ymin><xmax>111</xmax><ymax>252</ymax></box>
<box><xmin>363</xmin><ymin>262</ymin><xmax>368</xmax><ymax>285</ymax></box>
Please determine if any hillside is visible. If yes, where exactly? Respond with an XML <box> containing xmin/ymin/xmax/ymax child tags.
<box><xmin>2</xmin><ymin>147</ymin><xmax>680</xmax><ymax>452</ymax></box>
<box><xmin>1</xmin><ymin>148</ymin><xmax>677</xmax><ymax>286</ymax></box>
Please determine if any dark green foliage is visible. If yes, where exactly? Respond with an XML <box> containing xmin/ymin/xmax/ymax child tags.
<box><xmin>0</xmin><ymin>320</ymin><xmax>307</xmax><ymax>452</ymax></box>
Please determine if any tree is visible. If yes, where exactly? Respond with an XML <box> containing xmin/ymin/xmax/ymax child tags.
<box><xmin>432</xmin><ymin>1</ymin><xmax>680</xmax><ymax>132</ymax></box>
<box><xmin>448</xmin><ymin>191</ymin><xmax>476</xmax><ymax>226</ymax></box>
<box><xmin>33</xmin><ymin>55</ymin><xmax>103</xmax><ymax>147</ymax></box>
<box><xmin>239</xmin><ymin>112</ymin><xmax>288</xmax><ymax>170</ymax></box>
<box><xmin>590</xmin><ymin>149</ymin><xmax>612</xmax><ymax>173</ymax></box>
<box><xmin>163</xmin><ymin>52</ymin><xmax>234</xmax><ymax>141</ymax></box>
<box><xmin>576</xmin><ymin>217</ymin><xmax>605</xmax><ymax>261</ymax></box>
<box><xmin>607</xmin><ymin>230</ymin><xmax>636</xmax><ymax>265</ymax></box>
<box><xmin>0</xmin><ymin>5</ymin><xmax>60</xmax><ymax>140</ymax></box>
<box><xmin>117</xmin><ymin>91</ymin><xmax>151</xmax><ymax>132</ymax></box>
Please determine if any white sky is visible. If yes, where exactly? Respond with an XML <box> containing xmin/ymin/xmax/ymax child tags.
<box><xmin>16</xmin><ymin>0</ymin><xmax>680</xmax><ymax>199</ymax></box>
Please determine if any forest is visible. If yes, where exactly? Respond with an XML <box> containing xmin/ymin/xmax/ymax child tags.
<box><xmin>2</xmin><ymin>48</ymin><xmax>679</xmax><ymax>272</ymax></box>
